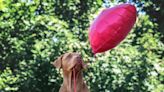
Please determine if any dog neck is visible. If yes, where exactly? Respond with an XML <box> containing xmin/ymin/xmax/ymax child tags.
<box><xmin>62</xmin><ymin>69</ymin><xmax>84</xmax><ymax>92</ymax></box>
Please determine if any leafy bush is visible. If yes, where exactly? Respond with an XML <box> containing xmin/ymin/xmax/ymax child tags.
<box><xmin>0</xmin><ymin>0</ymin><xmax>164</xmax><ymax>92</ymax></box>
<box><xmin>0</xmin><ymin>67</ymin><xmax>19</xmax><ymax>91</ymax></box>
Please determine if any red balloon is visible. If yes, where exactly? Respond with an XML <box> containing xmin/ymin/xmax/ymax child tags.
<box><xmin>89</xmin><ymin>4</ymin><xmax>137</xmax><ymax>54</ymax></box>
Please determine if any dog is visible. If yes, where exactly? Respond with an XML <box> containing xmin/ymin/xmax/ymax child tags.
<box><xmin>52</xmin><ymin>52</ymin><xmax>90</xmax><ymax>92</ymax></box>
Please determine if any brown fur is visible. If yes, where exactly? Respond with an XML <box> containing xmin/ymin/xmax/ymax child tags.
<box><xmin>52</xmin><ymin>52</ymin><xmax>89</xmax><ymax>92</ymax></box>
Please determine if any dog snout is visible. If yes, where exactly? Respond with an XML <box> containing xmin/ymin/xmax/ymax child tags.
<box><xmin>76</xmin><ymin>56</ymin><xmax>82</xmax><ymax>62</ymax></box>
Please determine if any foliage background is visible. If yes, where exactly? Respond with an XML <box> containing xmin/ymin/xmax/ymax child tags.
<box><xmin>0</xmin><ymin>0</ymin><xmax>164</xmax><ymax>92</ymax></box>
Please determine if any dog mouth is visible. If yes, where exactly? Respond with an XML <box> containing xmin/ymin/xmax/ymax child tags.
<box><xmin>72</xmin><ymin>63</ymin><xmax>81</xmax><ymax>72</ymax></box>
<box><xmin>70</xmin><ymin>54</ymin><xmax>83</xmax><ymax>75</ymax></box>
<box><xmin>71</xmin><ymin>59</ymin><xmax>83</xmax><ymax>74</ymax></box>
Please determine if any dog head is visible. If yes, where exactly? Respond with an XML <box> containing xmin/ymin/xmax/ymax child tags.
<box><xmin>52</xmin><ymin>52</ymin><xmax>87</xmax><ymax>71</ymax></box>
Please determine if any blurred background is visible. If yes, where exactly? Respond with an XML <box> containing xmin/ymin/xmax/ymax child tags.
<box><xmin>0</xmin><ymin>0</ymin><xmax>164</xmax><ymax>92</ymax></box>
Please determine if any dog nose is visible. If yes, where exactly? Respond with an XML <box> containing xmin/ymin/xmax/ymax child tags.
<box><xmin>77</xmin><ymin>55</ymin><xmax>82</xmax><ymax>60</ymax></box>
<box><xmin>75</xmin><ymin>56</ymin><xmax>82</xmax><ymax>63</ymax></box>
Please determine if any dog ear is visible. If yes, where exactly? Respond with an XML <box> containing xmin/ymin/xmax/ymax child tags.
<box><xmin>52</xmin><ymin>55</ymin><xmax>63</xmax><ymax>69</ymax></box>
